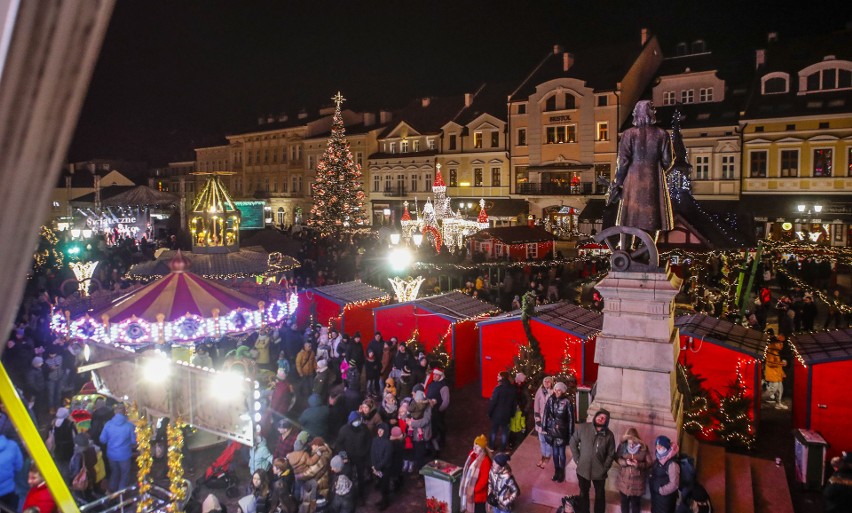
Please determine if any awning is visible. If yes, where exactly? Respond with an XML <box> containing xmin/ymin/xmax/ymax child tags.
<box><xmin>740</xmin><ymin>194</ymin><xmax>852</xmax><ymax>223</ymax></box>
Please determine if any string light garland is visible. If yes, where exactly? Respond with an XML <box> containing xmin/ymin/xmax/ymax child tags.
<box><xmin>714</xmin><ymin>358</ymin><xmax>756</xmax><ymax>450</ymax></box>
<box><xmin>676</xmin><ymin>363</ymin><xmax>717</xmax><ymax>439</ymax></box>
<box><xmin>167</xmin><ymin>419</ymin><xmax>187</xmax><ymax>510</ymax></box>
<box><xmin>130</xmin><ymin>403</ymin><xmax>154</xmax><ymax>513</ymax></box>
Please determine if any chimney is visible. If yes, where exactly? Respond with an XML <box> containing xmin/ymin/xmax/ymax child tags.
<box><xmin>379</xmin><ymin>110</ymin><xmax>392</xmax><ymax>124</ymax></box>
<box><xmin>563</xmin><ymin>52</ymin><xmax>574</xmax><ymax>72</ymax></box>
<box><xmin>266</xmin><ymin>114</ymin><xmax>275</xmax><ymax>124</ymax></box>
<box><xmin>755</xmin><ymin>49</ymin><xmax>765</xmax><ymax>68</ymax></box>
<box><xmin>553</xmin><ymin>44</ymin><xmax>563</xmax><ymax>55</ymax></box>
<box><xmin>641</xmin><ymin>28</ymin><xmax>649</xmax><ymax>45</ymax></box>
<box><xmin>464</xmin><ymin>93</ymin><xmax>473</xmax><ymax>107</ymax></box>
<box><xmin>767</xmin><ymin>32</ymin><xmax>778</xmax><ymax>43</ymax></box>
<box><xmin>421</xmin><ymin>97</ymin><xmax>431</xmax><ymax>108</ymax></box>
<box><xmin>363</xmin><ymin>112</ymin><xmax>376</xmax><ymax>127</ymax></box>
<box><xmin>278</xmin><ymin>113</ymin><xmax>288</xmax><ymax>122</ymax></box>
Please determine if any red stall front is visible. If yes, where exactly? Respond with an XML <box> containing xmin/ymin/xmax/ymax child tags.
<box><xmin>373</xmin><ymin>291</ymin><xmax>499</xmax><ymax>388</ymax></box>
<box><xmin>296</xmin><ymin>281</ymin><xmax>389</xmax><ymax>343</ymax></box>
<box><xmin>675</xmin><ymin>314</ymin><xmax>764</xmax><ymax>441</ymax></box>
<box><xmin>791</xmin><ymin>329</ymin><xmax>852</xmax><ymax>460</ymax></box>
<box><xmin>478</xmin><ymin>302</ymin><xmax>601</xmax><ymax>398</ymax></box>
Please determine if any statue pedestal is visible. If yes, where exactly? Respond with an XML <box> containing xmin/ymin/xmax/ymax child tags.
<box><xmin>587</xmin><ymin>267</ymin><xmax>682</xmax><ymax>446</ymax></box>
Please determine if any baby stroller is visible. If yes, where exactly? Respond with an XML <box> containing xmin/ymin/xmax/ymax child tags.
<box><xmin>197</xmin><ymin>441</ymin><xmax>241</xmax><ymax>498</ymax></box>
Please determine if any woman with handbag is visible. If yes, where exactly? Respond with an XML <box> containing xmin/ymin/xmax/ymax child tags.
<box><xmin>69</xmin><ymin>434</ymin><xmax>99</xmax><ymax>500</ymax></box>
<box><xmin>542</xmin><ymin>381</ymin><xmax>574</xmax><ymax>483</ymax></box>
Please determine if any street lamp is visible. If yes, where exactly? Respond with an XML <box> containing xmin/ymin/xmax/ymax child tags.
<box><xmin>390</xmin><ymin>233</ymin><xmax>401</xmax><ymax>245</ymax></box>
<box><xmin>412</xmin><ymin>232</ymin><xmax>424</xmax><ymax>247</ymax></box>
<box><xmin>388</xmin><ymin>247</ymin><xmax>412</xmax><ymax>273</ymax></box>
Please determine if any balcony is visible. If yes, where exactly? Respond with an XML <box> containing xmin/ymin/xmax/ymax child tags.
<box><xmin>516</xmin><ymin>182</ymin><xmax>597</xmax><ymax>196</ymax></box>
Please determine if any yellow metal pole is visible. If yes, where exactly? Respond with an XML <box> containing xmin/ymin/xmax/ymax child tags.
<box><xmin>0</xmin><ymin>362</ymin><xmax>80</xmax><ymax>513</ymax></box>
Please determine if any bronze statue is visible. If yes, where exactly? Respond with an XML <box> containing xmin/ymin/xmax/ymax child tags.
<box><xmin>610</xmin><ymin>100</ymin><xmax>674</xmax><ymax>240</ymax></box>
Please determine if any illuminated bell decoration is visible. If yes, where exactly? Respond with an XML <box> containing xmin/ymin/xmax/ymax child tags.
<box><xmin>69</xmin><ymin>261</ymin><xmax>99</xmax><ymax>297</ymax></box>
<box><xmin>190</xmin><ymin>172</ymin><xmax>241</xmax><ymax>254</ymax></box>
<box><xmin>388</xmin><ymin>276</ymin><xmax>425</xmax><ymax>302</ymax></box>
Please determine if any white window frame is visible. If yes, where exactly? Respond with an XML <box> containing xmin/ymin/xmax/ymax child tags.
<box><xmin>373</xmin><ymin>174</ymin><xmax>380</xmax><ymax>192</ymax></box>
<box><xmin>411</xmin><ymin>174</ymin><xmax>418</xmax><ymax>192</ymax></box>
<box><xmin>413</xmin><ymin>140</ymin><xmax>420</xmax><ymax>152</ymax></box>
<box><xmin>748</xmin><ymin>149</ymin><xmax>768</xmax><ymax>178</ymax></box>
<box><xmin>798</xmin><ymin>61</ymin><xmax>852</xmax><ymax>93</ymax></box>
<box><xmin>473</xmin><ymin>131</ymin><xmax>483</xmax><ymax>148</ymax></box>
<box><xmin>596</xmin><ymin>122</ymin><xmax>609</xmax><ymax>141</ymax></box>
<box><xmin>761</xmin><ymin>72</ymin><xmax>790</xmax><ymax>94</ymax></box>
<box><xmin>663</xmin><ymin>91</ymin><xmax>676</xmax><ymax>105</ymax></box>
<box><xmin>517</xmin><ymin>128</ymin><xmax>527</xmax><ymax>146</ymax></box>
<box><xmin>681</xmin><ymin>89</ymin><xmax>694</xmax><ymax>104</ymax></box>
<box><xmin>721</xmin><ymin>155</ymin><xmax>736</xmax><ymax>179</ymax></box>
<box><xmin>400</xmin><ymin>140</ymin><xmax>409</xmax><ymax>153</ymax></box>
<box><xmin>427</xmin><ymin>138</ymin><xmax>435</xmax><ymax>150</ymax></box>
<box><xmin>389</xmin><ymin>142</ymin><xmax>396</xmax><ymax>154</ymax></box>
<box><xmin>526</xmin><ymin>243</ymin><xmax>538</xmax><ymax>259</ymax></box>
<box><xmin>699</xmin><ymin>87</ymin><xmax>714</xmax><ymax>102</ymax></box>
<box><xmin>693</xmin><ymin>154</ymin><xmax>711</xmax><ymax>180</ymax></box>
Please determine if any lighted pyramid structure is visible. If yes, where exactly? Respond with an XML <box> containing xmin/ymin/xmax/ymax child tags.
<box><xmin>190</xmin><ymin>172</ymin><xmax>241</xmax><ymax>254</ymax></box>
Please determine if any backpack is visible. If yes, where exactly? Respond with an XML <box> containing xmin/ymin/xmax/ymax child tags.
<box><xmin>679</xmin><ymin>454</ymin><xmax>697</xmax><ymax>490</ymax></box>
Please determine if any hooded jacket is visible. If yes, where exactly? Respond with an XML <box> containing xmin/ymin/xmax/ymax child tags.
<box><xmin>298</xmin><ymin>394</ymin><xmax>329</xmax><ymax>439</ymax></box>
<box><xmin>296</xmin><ymin>442</ymin><xmax>332</xmax><ymax>499</ymax></box>
<box><xmin>0</xmin><ymin>435</ymin><xmax>23</xmax><ymax>495</ymax></box>
<box><xmin>487</xmin><ymin>463</ymin><xmax>520</xmax><ymax>511</ymax></box>
<box><xmin>99</xmin><ymin>412</ymin><xmax>137</xmax><ymax>461</ymax></box>
<box><xmin>568</xmin><ymin>409</ymin><xmax>616</xmax><ymax>481</ymax></box>
<box><xmin>335</xmin><ymin>419</ymin><xmax>372</xmax><ymax>463</ymax></box>
<box><xmin>250</xmin><ymin>438</ymin><xmax>273</xmax><ymax>473</ymax></box>
<box><xmin>616</xmin><ymin>438</ymin><xmax>652</xmax><ymax>497</ymax></box>
<box><xmin>370</xmin><ymin>424</ymin><xmax>393</xmax><ymax>472</ymax></box>
<box><xmin>488</xmin><ymin>378</ymin><xmax>518</xmax><ymax>425</ymax></box>
<box><xmin>542</xmin><ymin>392</ymin><xmax>574</xmax><ymax>446</ymax></box>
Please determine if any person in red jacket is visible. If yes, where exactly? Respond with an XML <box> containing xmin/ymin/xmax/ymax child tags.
<box><xmin>23</xmin><ymin>465</ymin><xmax>57</xmax><ymax>513</ymax></box>
<box><xmin>459</xmin><ymin>435</ymin><xmax>492</xmax><ymax>513</ymax></box>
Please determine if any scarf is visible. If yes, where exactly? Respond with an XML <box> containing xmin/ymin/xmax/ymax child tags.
<box><xmin>627</xmin><ymin>442</ymin><xmax>640</xmax><ymax>455</ymax></box>
<box><xmin>459</xmin><ymin>450</ymin><xmax>486</xmax><ymax>510</ymax></box>
<box><xmin>656</xmin><ymin>447</ymin><xmax>671</xmax><ymax>461</ymax></box>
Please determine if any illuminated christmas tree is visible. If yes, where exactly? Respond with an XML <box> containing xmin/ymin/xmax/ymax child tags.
<box><xmin>715</xmin><ymin>371</ymin><xmax>755</xmax><ymax>449</ymax></box>
<box><xmin>308</xmin><ymin>92</ymin><xmax>367</xmax><ymax>234</ymax></box>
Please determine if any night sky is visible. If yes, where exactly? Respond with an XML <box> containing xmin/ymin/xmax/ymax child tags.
<box><xmin>67</xmin><ymin>0</ymin><xmax>848</xmax><ymax>166</ymax></box>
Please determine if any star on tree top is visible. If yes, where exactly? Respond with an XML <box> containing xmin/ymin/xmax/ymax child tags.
<box><xmin>332</xmin><ymin>91</ymin><xmax>345</xmax><ymax>108</ymax></box>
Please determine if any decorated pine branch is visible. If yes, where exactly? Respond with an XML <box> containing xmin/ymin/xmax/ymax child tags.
<box><xmin>714</xmin><ymin>372</ymin><xmax>755</xmax><ymax>450</ymax></box>
<box><xmin>677</xmin><ymin>363</ymin><xmax>717</xmax><ymax>437</ymax></box>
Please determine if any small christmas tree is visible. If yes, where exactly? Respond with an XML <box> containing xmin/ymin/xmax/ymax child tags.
<box><xmin>554</xmin><ymin>341</ymin><xmax>578</xmax><ymax>398</ymax></box>
<box><xmin>32</xmin><ymin>225</ymin><xmax>64</xmax><ymax>275</ymax></box>
<box><xmin>308</xmin><ymin>92</ymin><xmax>368</xmax><ymax>235</ymax></box>
<box><xmin>509</xmin><ymin>291</ymin><xmax>546</xmax><ymax>399</ymax></box>
<box><xmin>677</xmin><ymin>363</ymin><xmax>717</xmax><ymax>437</ymax></box>
<box><xmin>715</xmin><ymin>372</ymin><xmax>755</xmax><ymax>449</ymax></box>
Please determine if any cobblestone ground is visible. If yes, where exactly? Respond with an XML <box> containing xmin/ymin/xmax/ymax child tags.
<box><xmin>180</xmin><ymin>382</ymin><xmax>492</xmax><ymax>513</ymax></box>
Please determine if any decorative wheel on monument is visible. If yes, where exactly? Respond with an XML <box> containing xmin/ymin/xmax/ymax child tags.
<box><xmin>594</xmin><ymin>226</ymin><xmax>660</xmax><ymax>272</ymax></box>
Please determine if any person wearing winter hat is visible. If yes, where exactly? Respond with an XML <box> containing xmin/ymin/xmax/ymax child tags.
<box><xmin>328</xmin><ymin>452</ymin><xmax>355</xmax><ymax>513</ymax></box>
<box><xmin>487</xmin><ymin>453</ymin><xmax>519</xmax><ymax>513</ymax></box>
<box><xmin>533</xmin><ymin>376</ymin><xmax>555</xmax><ymax>469</ymax></box>
<box><xmin>824</xmin><ymin>452</ymin><xmax>852</xmax><ymax>513</ymax></box>
<box><xmin>407</xmin><ymin>386</ymin><xmax>433</xmax><ymax>473</ymax></box>
<box><xmin>273</xmin><ymin>419</ymin><xmax>298</xmax><ymax>460</ymax></box>
<box><xmin>52</xmin><ymin>407</ymin><xmax>77</xmax><ymax>480</ymax></box>
<box><xmin>24</xmin><ymin>356</ymin><xmax>46</xmax><ymax>419</ymax></box>
<box><xmin>389</xmin><ymin>425</ymin><xmax>406</xmax><ymax>492</ymax></box>
<box><xmin>542</xmin><ymin>380</ymin><xmax>574</xmax><ymax>482</ymax></box>
<box><xmin>649</xmin><ymin>435</ymin><xmax>679</xmax><ymax>513</ymax></box>
<box><xmin>298</xmin><ymin>393</ymin><xmax>329</xmax><ymax>439</ymax></box>
<box><xmin>313</xmin><ymin>358</ymin><xmax>331</xmax><ymax>402</ymax></box>
<box><xmin>764</xmin><ymin>338</ymin><xmax>788</xmax><ymax>410</ymax></box>
<box><xmin>460</xmin><ymin>435</ymin><xmax>492</xmax><ymax>513</ymax></box>
<box><xmin>425</xmin><ymin>365</ymin><xmax>450</xmax><ymax>453</ymax></box>
<box><xmin>616</xmin><ymin>427</ymin><xmax>651</xmax><ymax>513</ymax></box>
<box><xmin>569</xmin><ymin>409</ymin><xmax>615</xmax><ymax>513</ymax></box>
<box><xmin>335</xmin><ymin>410</ymin><xmax>371</xmax><ymax>505</ymax></box>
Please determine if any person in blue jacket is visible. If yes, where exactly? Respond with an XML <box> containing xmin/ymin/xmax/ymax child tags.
<box><xmin>99</xmin><ymin>404</ymin><xmax>136</xmax><ymax>492</ymax></box>
<box><xmin>0</xmin><ymin>434</ymin><xmax>24</xmax><ymax>511</ymax></box>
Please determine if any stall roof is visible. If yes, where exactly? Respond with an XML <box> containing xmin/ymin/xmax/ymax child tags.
<box><xmin>408</xmin><ymin>291</ymin><xmax>500</xmax><ymax>322</ymax></box>
<box><xmin>675</xmin><ymin>314</ymin><xmax>765</xmax><ymax>358</ymax></box>
<box><xmin>313</xmin><ymin>281</ymin><xmax>389</xmax><ymax>305</ymax></box>
<box><xmin>791</xmin><ymin>329</ymin><xmax>852</xmax><ymax>365</ymax></box>
<box><xmin>481</xmin><ymin>302</ymin><xmax>602</xmax><ymax>339</ymax></box>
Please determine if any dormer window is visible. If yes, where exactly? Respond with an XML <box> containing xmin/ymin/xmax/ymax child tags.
<box><xmin>545</xmin><ymin>95</ymin><xmax>557</xmax><ymax>111</ymax></box>
<box><xmin>691</xmin><ymin>40</ymin><xmax>706</xmax><ymax>53</ymax></box>
<box><xmin>761</xmin><ymin>72</ymin><xmax>789</xmax><ymax>94</ymax></box>
<box><xmin>799</xmin><ymin>61</ymin><xmax>852</xmax><ymax>92</ymax></box>
<box><xmin>675</xmin><ymin>42</ymin><xmax>687</xmax><ymax>56</ymax></box>
<box><xmin>564</xmin><ymin>93</ymin><xmax>576</xmax><ymax>109</ymax></box>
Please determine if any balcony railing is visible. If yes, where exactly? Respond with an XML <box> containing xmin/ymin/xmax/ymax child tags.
<box><xmin>516</xmin><ymin>182</ymin><xmax>598</xmax><ymax>196</ymax></box>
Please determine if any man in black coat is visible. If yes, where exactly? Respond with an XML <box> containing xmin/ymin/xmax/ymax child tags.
<box><xmin>335</xmin><ymin>411</ymin><xmax>373</xmax><ymax>505</ymax></box>
<box><xmin>370</xmin><ymin>423</ymin><xmax>394</xmax><ymax>511</ymax></box>
<box><xmin>488</xmin><ymin>371</ymin><xmax>518</xmax><ymax>451</ymax></box>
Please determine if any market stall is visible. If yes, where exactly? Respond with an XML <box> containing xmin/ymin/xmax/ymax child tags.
<box><xmin>295</xmin><ymin>280</ymin><xmax>390</xmax><ymax>342</ymax></box>
<box><xmin>790</xmin><ymin>329</ymin><xmax>852</xmax><ymax>459</ymax></box>
<box><xmin>373</xmin><ymin>291</ymin><xmax>499</xmax><ymax>387</ymax></box>
<box><xmin>477</xmin><ymin>302</ymin><xmax>601</xmax><ymax>398</ymax></box>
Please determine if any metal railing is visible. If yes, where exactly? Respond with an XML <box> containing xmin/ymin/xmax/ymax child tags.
<box><xmin>79</xmin><ymin>484</ymin><xmax>176</xmax><ymax>513</ymax></box>
<box><xmin>516</xmin><ymin>182</ymin><xmax>598</xmax><ymax>196</ymax></box>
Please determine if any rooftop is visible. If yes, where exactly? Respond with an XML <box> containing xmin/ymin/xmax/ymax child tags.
<box><xmin>791</xmin><ymin>329</ymin><xmax>852</xmax><ymax>365</ymax></box>
<box><xmin>313</xmin><ymin>280</ymin><xmax>389</xmax><ymax>305</ymax></box>
<box><xmin>675</xmin><ymin>313</ymin><xmax>766</xmax><ymax>358</ymax></box>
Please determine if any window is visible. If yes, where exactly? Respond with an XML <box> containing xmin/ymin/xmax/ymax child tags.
<box><xmin>517</xmin><ymin>104</ymin><xmax>526</xmax><ymax>114</ymax></box>
<box><xmin>473</xmin><ymin>132</ymin><xmax>483</xmax><ymax>148</ymax></box>
<box><xmin>786</xmin><ymin>124</ymin><xmax>796</xmax><ymax>131</ymax></box>
<box><xmin>806</xmin><ymin>68</ymin><xmax>852</xmax><ymax>91</ymax></box>
<box><xmin>397</xmin><ymin>174</ymin><xmax>405</xmax><ymax>192</ymax></box>
<box><xmin>564</xmin><ymin>94</ymin><xmax>576</xmax><ymax>109</ymax></box>
<box><xmin>694</xmin><ymin>155</ymin><xmax>710</xmax><ymax>180</ymax></box>
<box><xmin>663</xmin><ymin>91</ymin><xmax>675</xmax><ymax>105</ymax></box>
<box><xmin>297</xmin><ymin>176</ymin><xmax>302</xmax><ymax>192</ymax></box>
<box><xmin>596</xmin><ymin>122</ymin><xmax>609</xmax><ymax>141</ymax></box>
<box><xmin>813</xmin><ymin>148</ymin><xmax>833</xmax><ymax>177</ymax></box>
<box><xmin>272</xmin><ymin>178</ymin><xmax>277</xmax><ymax>192</ymax></box>
<box><xmin>389</xmin><ymin>142</ymin><xmax>396</xmax><ymax>154</ymax></box>
<box><xmin>491</xmin><ymin>167</ymin><xmax>501</xmax><ymax>187</ymax></box>
<box><xmin>545</xmin><ymin>95</ymin><xmax>557</xmax><ymax>111</ymax></box>
<box><xmin>474</xmin><ymin>168</ymin><xmax>483</xmax><ymax>187</ymax></box>
<box><xmin>755</xmin><ymin>126</ymin><xmax>764</xmax><ymax>133</ymax></box>
<box><xmin>763</xmin><ymin>76</ymin><xmax>788</xmax><ymax>94</ymax></box>
<box><xmin>546</xmin><ymin>125</ymin><xmax>577</xmax><ymax>144</ymax></box>
<box><xmin>247</xmin><ymin>152</ymin><xmax>252</xmax><ymax>165</ymax></box>
<box><xmin>819</xmin><ymin>122</ymin><xmax>829</xmax><ymax>129</ymax></box>
<box><xmin>277</xmin><ymin>208</ymin><xmax>285</xmax><ymax>225</ymax></box>
<box><xmin>264</xmin><ymin>150</ymin><xmax>269</xmax><ymax>163</ymax></box>
<box><xmin>517</xmin><ymin>128</ymin><xmax>526</xmax><ymax>146</ymax></box>
<box><xmin>281</xmin><ymin>178</ymin><xmax>287</xmax><ymax>192</ymax></box>
<box><xmin>384</xmin><ymin>175</ymin><xmax>392</xmax><ymax>191</ymax></box>
<box><xmin>449</xmin><ymin>134</ymin><xmax>457</xmax><ymax>150</ymax></box>
<box><xmin>681</xmin><ymin>89</ymin><xmax>694</xmax><ymax>104</ymax></box>
<box><xmin>780</xmin><ymin>149</ymin><xmax>799</xmax><ymax>177</ymax></box>
<box><xmin>692</xmin><ymin>40</ymin><xmax>706</xmax><ymax>53</ymax></box>
<box><xmin>355</xmin><ymin>152</ymin><xmax>363</xmax><ymax>167</ymax></box>
<box><xmin>526</xmin><ymin>243</ymin><xmax>538</xmax><ymax>259</ymax></box>
<box><xmin>400</xmin><ymin>140</ymin><xmax>409</xmax><ymax>153</ymax></box>
<box><xmin>427</xmin><ymin>138</ymin><xmax>435</xmax><ymax>150</ymax></box>
<box><xmin>699</xmin><ymin>87</ymin><xmax>714</xmax><ymax>102</ymax></box>
<box><xmin>849</xmin><ymin>147</ymin><xmax>852</xmax><ymax>176</ymax></box>
<box><xmin>597</xmin><ymin>95</ymin><xmax>608</xmax><ymax>107</ymax></box>
<box><xmin>411</xmin><ymin>174</ymin><xmax>418</xmax><ymax>192</ymax></box>
<box><xmin>413</xmin><ymin>140</ymin><xmax>420</xmax><ymax>152</ymax></box>
<box><xmin>491</xmin><ymin>131</ymin><xmax>499</xmax><ymax>148</ymax></box>
<box><xmin>425</xmin><ymin>173</ymin><xmax>432</xmax><ymax>191</ymax></box>
<box><xmin>721</xmin><ymin>155</ymin><xmax>736</xmax><ymax>179</ymax></box>
<box><xmin>307</xmin><ymin>156</ymin><xmax>314</xmax><ymax>170</ymax></box>
<box><xmin>272</xmin><ymin>149</ymin><xmax>277</xmax><ymax>163</ymax></box>
<box><xmin>749</xmin><ymin>151</ymin><xmax>768</xmax><ymax>178</ymax></box>
<box><xmin>515</xmin><ymin>166</ymin><xmax>528</xmax><ymax>190</ymax></box>
<box><xmin>373</xmin><ymin>174</ymin><xmax>380</xmax><ymax>192</ymax></box>
<box><xmin>449</xmin><ymin>169</ymin><xmax>457</xmax><ymax>187</ymax></box>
